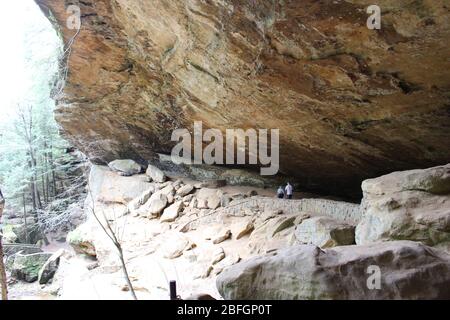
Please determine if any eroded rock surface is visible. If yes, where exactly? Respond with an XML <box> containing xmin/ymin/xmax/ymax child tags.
<box><xmin>9</xmin><ymin>252</ymin><xmax>53</xmax><ymax>283</ymax></box>
<box><xmin>217</xmin><ymin>241</ymin><xmax>450</xmax><ymax>300</ymax></box>
<box><xmin>37</xmin><ymin>0</ymin><xmax>450</xmax><ymax>197</ymax></box>
<box><xmin>108</xmin><ymin>159</ymin><xmax>143</xmax><ymax>176</ymax></box>
<box><xmin>36</xmin><ymin>164</ymin><xmax>450</xmax><ymax>300</ymax></box>
<box><xmin>295</xmin><ymin>216</ymin><xmax>355</xmax><ymax>248</ymax></box>
<box><xmin>356</xmin><ymin>163</ymin><xmax>450</xmax><ymax>251</ymax></box>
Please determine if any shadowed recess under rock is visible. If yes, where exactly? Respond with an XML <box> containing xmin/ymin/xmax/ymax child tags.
<box><xmin>35</xmin><ymin>0</ymin><xmax>450</xmax><ymax>198</ymax></box>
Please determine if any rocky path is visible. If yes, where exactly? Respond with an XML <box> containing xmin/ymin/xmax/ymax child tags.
<box><xmin>6</xmin><ymin>162</ymin><xmax>450</xmax><ymax>300</ymax></box>
<box><xmin>46</xmin><ymin>164</ymin><xmax>360</xmax><ymax>300</ymax></box>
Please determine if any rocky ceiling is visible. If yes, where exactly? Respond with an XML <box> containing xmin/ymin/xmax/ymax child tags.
<box><xmin>36</xmin><ymin>0</ymin><xmax>450</xmax><ymax>197</ymax></box>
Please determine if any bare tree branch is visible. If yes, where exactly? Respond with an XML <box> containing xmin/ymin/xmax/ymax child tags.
<box><xmin>87</xmin><ymin>185</ymin><xmax>138</xmax><ymax>300</ymax></box>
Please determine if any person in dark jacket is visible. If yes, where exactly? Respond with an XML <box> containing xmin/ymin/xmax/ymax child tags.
<box><xmin>276</xmin><ymin>186</ymin><xmax>285</xmax><ymax>199</ymax></box>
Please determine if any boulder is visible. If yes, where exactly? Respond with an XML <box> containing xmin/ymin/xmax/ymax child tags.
<box><xmin>67</xmin><ymin>225</ymin><xmax>97</xmax><ymax>257</ymax></box>
<box><xmin>3</xmin><ymin>223</ymin><xmax>43</xmax><ymax>244</ymax></box>
<box><xmin>211</xmin><ymin>247</ymin><xmax>226</xmax><ymax>265</ymax></box>
<box><xmin>213</xmin><ymin>229</ymin><xmax>232</xmax><ymax>244</ymax></box>
<box><xmin>232</xmin><ymin>219</ymin><xmax>254</xmax><ymax>240</ymax></box>
<box><xmin>356</xmin><ymin>164</ymin><xmax>450</xmax><ymax>250</ymax></box>
<box><xmin>197</xmin><ymin>188</ymin><xmax>224</xmax><ymax>210</ymax></box>
<box><xmin>2</xmin><ymin>225</ymin><xmax>18</xmax><ymax>243</ymax></box>
<box><xmin>172</xmin><ymin>179</ymin><xmax>183</xmax><ymax>189</ymax></box>
<box><xmin>182</xmin><ymin>194</ymin><xmax>194</xmax><ymax>204</ymax></box>
<box><xmin>146</xmin><ymin>194</ymin><xmax>168</xmax><ymax>218</ymax></box>
<box><xmin>197</xmin><ymin>199</ymin><xmax>208</xmax><ymax>209</ymax></box>
<box><xmin>108</xmin><ymin>159</ymin><xmax>143</xmax><ymax>176</ymax></box>
<box><xmin>38</xmin><ymin>249</ymin><xmax>66</xmax><ymax>285</ymax></box>
<box><xmin>295</xmin><ymin>216</ymin><xmax>355</xmax><ymax>248</ymax></box>
<box><xmin>158</xmin><ymin>184</ymin><xmax>175</xmax><ymax>197</ymax></box>
<box><xmin>176</xmin><ymin>184</ymin><xmax>194</xmax><ymax>197</ymax></box>
<box><xmin>207</xmin><ymin>197</ymin><xmax>222</xmax><ymax>210</ymax></box>
<box><xmin>66</xmin><ymin>220</ymin><xmax>115</xmax><ymax>265</ymax></box>
<box><xmin>217</xmin><ymin>241</ymin><xmax>450</xmax><ymax>300</ymax></box>
<box><xmin>127</xmin><ymin>187</ymin><xmax>154</xmax><ymax>212</ymax></box>
<box><xmin>161</xmin><ymin>233</ymin><xmax>192</xmax><ymax>259</ymax></box>
<box><xmin>88</xmin><ymin>165</ymin><xmax>152</xmax><ymax>205</ymax></box>
<box><xmin>161</xmin><ymin>201</ymin><xmax>184</xmax><ymax>223</ymax></box>
<box><xmin>247</xmin><ymin>216</ymin><xmax>298</xmax><ymax>255</ymax></box>
<box><xmin>146</xmin><ymin>164</ymin><xmax>166</xmax><ymax>183</ymax></box>
<box><xmin>10</xmin><ymin>252</ymin><xmax>53</xmax><ymax>283</ymax></box>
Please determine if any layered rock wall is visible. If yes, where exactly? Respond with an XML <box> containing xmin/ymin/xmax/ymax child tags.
<box><xmin>219</xmin><ymin>196</ymin><xmax>361</xmax><ymax>223</ymax></box>
<box><xmin>37</xmin><ymin>0</ymin><xmax>450</xmax><ymax>196</ymax></box>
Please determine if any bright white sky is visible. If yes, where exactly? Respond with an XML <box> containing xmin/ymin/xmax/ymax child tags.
<box><xmin>0</xmin><ymin>0</ymin><xmax>58</xmax><ymax>124</ymax></box>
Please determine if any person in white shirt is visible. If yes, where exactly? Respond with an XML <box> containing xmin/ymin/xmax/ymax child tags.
<box><xmin>285</xmin><ymin>182</ymin><xmax>293</xmax><ymax>199</ymax></box>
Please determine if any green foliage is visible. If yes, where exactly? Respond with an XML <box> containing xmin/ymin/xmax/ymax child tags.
<box><xmin>0</xmin><ymin>2</ymin><xmax>85</xmax><ymax>233</ymax></box>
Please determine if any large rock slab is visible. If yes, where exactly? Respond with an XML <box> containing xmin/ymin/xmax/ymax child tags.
<box><xmin>295</xmin><ymin>216</ymin><xmax>355</xmax><ymax>248</ymax></box>
<box><xmin>108</xmin><ymin>159</ymin><xmax>143</xmax><ymax>176</ymax></box>
<box><xmin>88</xmin><ymin>165</ymin><xmax>152</xmax><ymax>205</ymax></box>
<box><xmin>176</xmin><ymin>184</ymin><xmax>194</xmax><ymax>197</ymax></box>
<box><xmin>66</xmin><ymin>220</ymin><xmax>116</xmax><ymax>264</ymax></box>
<box><xmin>146</xmin><ymin>165</ymin><xmax>166</xmax><ymax>183</ymax></box>
<box><xmin>161</xmin><ymin>233</ymin><xmax>192</xmax><ymax>259</ymax></box>
<box><xmin>232</xmin><ymin>219</ymin><xmax>255</xmax><ymax>240</ymax></box>
<box><xmin>146</xmin><ymin>194</ymin><xmax>168</xmax><ymax>218</ymax></box>
<box><xmin>217</xmin><ymin>241</ymin><xmax>450</xmax><ymax>300</ymax></box>
<box><xmin>160</xmin><ymin>201</ymin><xmax>184</xmax><ymax>222</ymax></box>
<box><xmin>247</xmin><ymin>214</ymin><xmax>308</xmax><ymax>255</ymax></box>
<box><xmin>67</xmin><ymin>224</ymin><xmax>97</xmax><ymax>257</ymax></box>
<box><xmin>10</xmin><ymin>252</ymin><xmax>53</xmax><ymax>283</ymax></box>
<box><xmin>136</xmin><ymin>185</ymin><xmax>175</xmax><ymax>217</ymax></box>
<box><xmin>38</xmin><ymin>249</ymin><xmax>66</xmax><ymax>285</ymax></box>
<box><xmin>2</xmin><ymin>223</ymin><xmax>43</xmax><ymax>245</ymax></box>
<box><xmin>356</xmin><ymin>164</ymin><xmax>450</xmax><ymax>251</ymax></box>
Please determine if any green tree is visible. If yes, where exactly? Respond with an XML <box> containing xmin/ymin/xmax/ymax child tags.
<box><xmin>0</xmin><ymin>2</ymin><xmax>86</xmax><ymax>243</ymax></box>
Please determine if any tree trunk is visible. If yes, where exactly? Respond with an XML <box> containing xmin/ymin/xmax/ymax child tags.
<box><xmin>29</xmin><ymin>158</ymin><xmax>37</xmax><ymax>211</ymax></box>
<box><xmin>41</xmin><ymin>167</ymin><xmax>47</xmax><ymax>205</ymax></box>
<box><xmin>50</xmin><ymin>148</ymin><xmax>57</xmax><ymax>197</ymax></box>
<box><xmin>22</xmin><ymin>193</ymin><xmax>29</xmax><ymax>244</ymax></box>
<box><xmin>0</xmin><ymin>188</ymin><xmax>8</xmax><ymax>300</ymax></box>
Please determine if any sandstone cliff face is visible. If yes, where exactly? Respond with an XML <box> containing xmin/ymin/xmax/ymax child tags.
<box><xmin>37</xmin><ymin>0</ymin><xmax>450</xmax><ymax>197</ymax></box>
